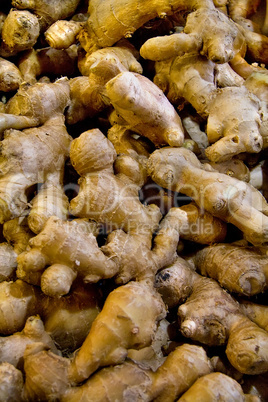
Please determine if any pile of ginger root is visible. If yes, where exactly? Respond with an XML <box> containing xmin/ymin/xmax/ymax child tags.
<box><xmin>0</xmin><ymin>0</ymin><xmax>268</xmax><ymax>400</ymax></box>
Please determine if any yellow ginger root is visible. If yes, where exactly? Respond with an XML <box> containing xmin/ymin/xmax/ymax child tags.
<box><xmin>140</xmin><ymin>8</ymin><xmax>245</xmax><ymax>63</ymax></box>
<box><xmin>3</xmin><ymin>217</ymin><xmax>34</xmax><ymax>254</ymax></box>
<box><xmin>11</xmin><ymin>0</ymin><xmax>82</xmax><ymax>31</ymax></box>
<box><xmin>17</xmin><ymin>45</ymin><xmax>79</xmax><ymax>84</ymax></box>
<box><xmin>239</xmin><ymin>299</ymin><xmax>268</xmax><ymax>332</ymax></box>
<box><xmin>0</xmin><ymin>315</ymin><xmax>59</xmax><ymax>369</ymax></box>
<box><xmin>17</xmin><ymin>217</ymin><xmax>117</xmax><ymax>297</ymax></box>
<box><xmin>204</xmin><ymin>86</ymin><xmax>263</xmax><ymax>162</ymax></box>
<box><xmin>0</xmin><ymin>58</ymin><xmax>23</xmax><ymax>92</ymax></box>
<box><xmin>0</xmin><ymin>243</ymin><xmax>17</xmax><ymax>282</ymax></box>
<box><xmin>105</xmin><ymin>72</ymin><xmax>185</xmax><ymax>147</ymax></box>
<box><xmin>0</xmin><ymin>279</ymin><xmax>40</xmax><ymax>335</ymax></box>
<box><xmin>62</xmin><ymin>343</ymin><xmax>212</xmax><ymax>402</ymax></box>
<box><xmin>22</xmin><ymin>280</ymin><xmax>166</xmax><ymax>400</ymax></box>
<box><xmin>244</xmin><ymin>70</ymin><xmax>268</xmax><ymax>149</ymax></box>
<box><xmin>79</xmin><ymin>0</ymin><xmax>215</xmax><ymax>53</ymax></box>
<box><xmin>0</xmin><ymin>362</ymin><xmax>24</xmax><ymax>402</ymax></box>
<box><xmin>158</xmin><ymin>258</ymin><xmax>268</xmax><ymax>374</ymax></box>
<box><xmin>69</xmin><ymin>128</ymin><xmax>161</xmax><ymax>235</ymax></box>
<box><xmin>151</xmin><ymin>53</ymin><xmax>263</xmax><ymax>161</ymax></box>
<box><xmin>194</xmin><ymin>243</ymin><xmax>268</xmax><ymax>296</ymax></box>
<box><xmin>178</xmin><ymin>372</ymin><xmax>255</xmax><ymax>402</ymax></box>
<box><xmin>0</xmin><ymin>9</ymin><xmax>40</xmax><ymax>57</ymax></box>
<box><xmin>208</xmin><ymin>159</ymin><xmax>250</xmax><ymax>182</ymax></box>
<box><xmin>27</xmin><ymin>182</ymin><xmax>69</xmax><ymax>234</ymax></box>
<box><xmin>174</xmin><ymin>202</ymin><xmax>227</xmax><ymax>244</ymax></box>
<box><xmin>41</xmin><ymin>282</ymin><xmax>103</xmax><ymax>353</ymax></box>
<box><xmin>0</xmin><ymin>77</ymin><xmax>70</xmax><ymax>133</ymax></box>
<box><xmin>0</xmin><ymin>217</ymin><xmax>34</xmax><ymax>281</ymax></box>
<box><xmin>44</xmin><ymin>19</ymin><xmax>85</xmax><ymax>49</ymax></box>
<box><xmin>0</xmin><ymin>114</ymin><xmax>71</xmax><ymax>223</ymax></box>
<box><xmin>66</xmin><ymin>43</ymin><xmax>143</xmax><ymax>125</ymax></box>
<box><xmin>177</xmin><ymin>271</ymin><xmax>268</xmax><ymax>374</ymax></box>
<box><xmin>147</xmin><ymin>147</ymin><xmax>268</xmax><ymax>246</ymax></box>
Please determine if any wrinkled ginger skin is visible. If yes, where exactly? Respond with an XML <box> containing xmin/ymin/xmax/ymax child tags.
<box><xmin>17</xmin><ymin>217</ymin><xmax>117</xmax><ymax>296</ymax></box>
<box><xmin>45</xmin><ymin>19</ymin><xmax>84</xmax><ymax>49</ymax></box>
<box><xmin>195</xmin><ymin>243</ymin><xmax>268</xmax><ymax>296</ymax></box>
<box><xmin>12</xmin><ymin>0</ymin><xmax>81</xmax><ymax>30</ymax></box>
<box><xmin>0</xmin><ymin>9</ymin><xmax>40</xmax><ymax>55</ymax></box>
<box><xmin>105</xmin><ymin>72</ymin><xmax>185</xmax><ymax>147</ymax></box>
<box><xmin>178</xmin><ymin>372</ymin><xmax>250</xmax><ymax>401</ymax></box>
<box><xmin>81</xmin><ymin>0</ymin><xmax>215</xmax><ymax>53</ymax></box>
<box><xmin>22</xmin><ymin>281</ymin><xmax>166</xmax><ymax>400</ymax></box>
<box><xmin>0</xmin><ymin>114</ymin><xmax>71</xmax><ymax>223</ymax></box>
<box><xmin>69</xmin><ymin>128</ymin><xmax>162</xmax><ymax>235</ymax></box>
<box><xmin>0</xmin><ymin>315</ymin><xmax>59</xmax><ymax>369</ymax></box>
<box><xmin>63</xmin><ymin>344</ymin><xmax>212</xmax><ymax>402</ymax></box>
<box><xmin>0</xmin><ymin>362</ymin><xmax>24</xmax><ymax>402</ymax></box>
<box><xmin>178</xmin><ymin>274</ymin><xmax>268</xmax><ymax>374</ymax></box>
<box><xmin>140</xmin><ymin>8</ymin><xmax>244</xmax><ymax>63</ymax></box>
<box><xmin>148</xmin><ymin>147</ymin><xmax>268</xmax><ymax>246</ymax></box>
<box><xmin>0</xmin><ymin>280</ymin><xmax>40</xmax><ymax>335</ymax></box>
<box><xmin>0</xmin><ymin>78</ymin><xmax>70</xmax><ymax>134</ymax></box>
<box><xmin>0</xmin><ymin>58</ymin><xmax>23</xmax><ymax>92</ymax></box>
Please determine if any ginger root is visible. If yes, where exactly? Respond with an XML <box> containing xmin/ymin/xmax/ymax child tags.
<box><xmin>148</xmin><ymin>147</ymin><xmax>268</xmax><ymax>246</ymax></box>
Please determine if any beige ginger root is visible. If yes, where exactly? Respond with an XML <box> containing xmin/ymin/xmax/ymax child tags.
<box><xmin>0</xmin><ymin>77</ymin><xmax>70</xmax><ymax>133</ymax></box>
<box><xmin>79</xmin><ymin>0</ymin><xmax>215</xmax><ymax>53</ymax></box>
<box><xmin>239</xmin><ymin>299</ymin><xmax>268</xmax><ymax>332</ymax></box>
<box><xmin>22</xmin><ymin>280</ymin><xmax>166</xmax><ymax>400</ymax></box>
<box><xmin>17</xmin><ymin>217</ymin><xmax>117</xmax><ymax>297</ymax></box>
<box><xmin>148</xmin><ymin>147</ymin><xmax>268</xmax><ymax>246</ymax></box>
<box><xmin>151</xmin><ymin>52</ymin><xmax>263</xmax><ymax>161</ymax></box>
<box><xmin>17</xmin><ymin>45</ymin><xmax>79</xmax><ymax>84</ymax></box>
<box><xmin>105</xmin><ymin>72</ymin><xmax>185</xmax><ymax>147</ymax></box>
<box><xmin>0</xmin><ymin>58</ymin><xmax>23</xmax><ymax>92</ymax></box>
<box><xmin>156</xmin><ymin>257</ymin><xmax>268</xmax><ymax>374</ymax></box>
<box><xmin>62</xmin><ymin>343</ymin><xmax>212</xmax><ymax>402</ymax></box>
<box><xmin>0</xmin><ymin>280</ymin><xmax>40</xmax><ymax>335</ymax></box>
<box><xmin>0</xmin><ymin>362</ymin><xmax>24</xmax><ymax>402</ymax></box>
<box><xmin>0</xmin><ymin>315</ymin><xmax>59</xmax><ymax>369</ymax></box>
<box><xmin>11</xmin><ymin>0</ymin><xmax>81</xmax><ymax>31</ymax></box>
<box><xmin>178</xmin><ymin>372</ymin><xmax>256</xmax><ymax>401</ymax></box>
<box><xmin>66</xmin><ymin>43</ymin><xmax>143</xmax><ymax>125</ymax></box>
<box><xmin>194</xmin><ymin>242</ymin><xmax>268</xmax><ymax>296</ymax></box>
<box><xmin>0</xmin><ymin>9</ymin><xmax>40</xmax><ymax>57</ymax></box>
<box><xmin>140</xmin><ymin>8</ymin><xmax>245</xmax><ymax>63</ymax></box>
<box><xmin>0</xmin><ymin>114</ymin><xmax>71</xmax><ymax>224</ymax></box>
<box><xmin>44</xmin><ymin>19</ymin><xmax>84</xmax><ymax>49</ymax></box>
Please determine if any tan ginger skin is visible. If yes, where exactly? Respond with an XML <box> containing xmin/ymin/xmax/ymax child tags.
<box><xmin>178</xmin><ymin>372</ymin><xmax>254</xmax><ymax>402</ymax></box>
<box><xmin>0</xmin><ymin>315</ymin><xmax>59</xmax><ymax>369</ymax></box>
<box><xmin>22</xmin><ymin>280</ymin><xmax>166</xmax><ymax>399</ymax></box>
<box><xmin>0</xmin><ymin>114</ymin><xmax>71</xmax><ymax>224</ymax></box>
<box><xmin>148</xmin><ymin>52</ymin><xmax>263</xmax><ymax>162</ymax></box>
<box><xmin>61</xmin><ymin>344</ymin><xmax>212</xmax><ymax>402</ymax></box>
<box><xmin>79</xmin><ymin>0</ymin><xmax>215</xmax><ymax>53</ymax></box>
<box><xmin>140</xmin><ymin>8</ymin><xmax>245</xmax><ymax>63</ymax></box>
<box><xmin>156</xmin><ymin>258</ymin><xmax>268</xmax><ymax>375</ymax></box>
<box><xmin>105</xmin><ymin>72</ymin><xmax>185</xmax><ymax>147</ymax></box>
<box><xmin>194</xmin><ymin>243</ymin><xmax>268</xmax><ymax>296</ymax></box>
<box><xmin>148</xmin><ymin>147</ymin><xmax>268</xmax><ymax>246</ymax></box>
<box><xmin>66</xmin><ymin>43</ymin><xmax>143</xmax><ymax>125</ymax></box>
<box><xmin>11</xmin><ymin>0</ymin><xmax>81</xmax><ymax>31</ymax></box>
<box><xmin>17</xmin><ymin>217</ymin><xmax>118</xmax><ymax>297</ymax></box>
